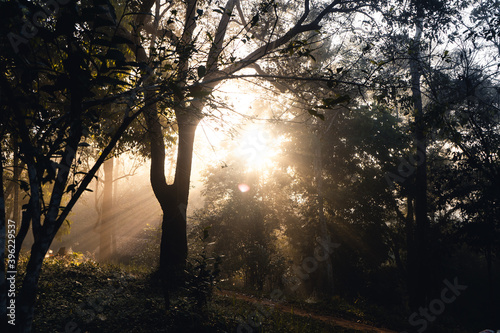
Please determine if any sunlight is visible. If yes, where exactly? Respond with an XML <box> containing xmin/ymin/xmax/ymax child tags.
<box><xmin>237</xmin><ymin>127</ymin><xmax>276</xmax><ymax>170</ymax></box>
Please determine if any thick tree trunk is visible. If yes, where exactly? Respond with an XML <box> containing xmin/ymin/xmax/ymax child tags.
<box><xmin>100</xmin><ymin>157</ymin><xmax>114</xmax><ymax>262</ymax></box>
<box><xmin>146</xmin><ymin>102</ymin><xmax>201</xmax><ymax>306</ymax></box>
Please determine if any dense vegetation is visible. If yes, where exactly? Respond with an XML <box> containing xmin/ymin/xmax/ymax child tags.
<box><xmin>1</xmin><ymin>0</ymin><xmax>499</xmax><ymax>332</ymax></box>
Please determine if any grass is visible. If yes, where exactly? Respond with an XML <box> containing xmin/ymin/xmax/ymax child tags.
<box><xmin>16</xmin><ymin>253</ymin><xmax>476</xmax><ymax>333</ymax></box>
<box><xmin>18</xmin><ymin>253</ymin><xmax>475</xmax><ymax>332</ymax></box>
<box><xmin>23</xmin><ymin>254</ymin><xmax>390</xmax><ymax>332</ymax></box>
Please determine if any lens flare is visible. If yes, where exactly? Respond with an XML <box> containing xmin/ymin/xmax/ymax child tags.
<box><xmin>238</xmin><ymin>183</ymin><xmax>250</xmax><ymax>192</ymax></box>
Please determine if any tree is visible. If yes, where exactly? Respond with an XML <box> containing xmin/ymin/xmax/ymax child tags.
<box><xmin>99</xmin><ymin>157</ymin><xmax>115</xmax><ymax>261</ymax></box>
<box><xmin>0</xmin><ymin>0</ymin><xmax>168</xmax><ymax>330</ymax></box>
<box><xmin>358</xmin><ymin>0</ymin><xmax>472</xmax><ymax>309</ymax></box>
<box><xmin>469</xmin><ymin>0</ymin><xmax>500</xmax><ymax>56</ymax></box>
<box><xmin>127</xmin><ymin>0</ymin><xmax>379</xmax><ymax>306</ymax></box>
<box><xmin>425</xmin><ymin>44</ymin><xmax>500</xmax><ymax>321</ymax></box>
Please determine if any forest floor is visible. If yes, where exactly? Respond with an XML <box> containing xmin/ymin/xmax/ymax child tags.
<box><xmin>25</xmin><ymin>255</ymin><xmax>470</xmax><ymax>332</ymax></box>
<box><xmin>217</xmin><ymin>289</ymin><xmax>398</xmax><ymax>333</ymax></box>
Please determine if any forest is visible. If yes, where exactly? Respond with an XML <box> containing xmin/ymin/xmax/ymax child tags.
<box><xmin>0</xmin><ymin>0</ymin><xmax>499</xmax><ymax>332</ymax></box>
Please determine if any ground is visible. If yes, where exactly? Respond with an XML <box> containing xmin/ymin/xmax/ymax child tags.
<box><xmin>19</xmin><ymin>254</ymin><xmax>468</xmax><ymax>332</ymax></box>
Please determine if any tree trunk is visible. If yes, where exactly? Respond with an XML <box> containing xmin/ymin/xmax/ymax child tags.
<box><xmin>314</xmin><ymin>133</ymin><xmax>334</xmax><ymax>296</ymax></box>
<box><xmin>100</xmin><ymin>157</ymin><xmax>114</xmax><ymax>262</ymax></box>
<box><xmin>163</xmin><ymin>110</ymin><xmax>200</xmax><ymax>301</ymax></box>
<box><xmin>0</xmin><ymin>143</ymin><xmax>7</xmax><ymax>333</ymax></box>
<box><xmin>16</xmin><ymin>232</ymin><xmax>54</xmax><ymax>333</ymax></box>
<box><xmin>145</xmin><ymin>96</ymin><xmax>201</xmax><ymax>306</ymax></box>
<box><xmin>14</xmin><ymin>206</ymin><xmax>31</xmax><ymax>269</ymax></box>
<box><xmin>405</xmin><ymin>193</ymin><xmax>418</xmax><ymax>307</ymax></box>
<box><xmin>12</xmin><ymin>147</ymin><xmax>20</xmax><ymax>224</ymax></box>
<box><xmin>408</xmin><ymin>6</ymin><xmax>429</xmax><ymax>309</ymax></box>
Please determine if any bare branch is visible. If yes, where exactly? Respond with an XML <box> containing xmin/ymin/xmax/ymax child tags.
<box><xmin>212</xmin><ymin>0</ymin><xmax>345</xmax><ymax>80</ymax></box>
<box><xmin>206</xmin><ymin>0</ymin><xmax>238</xmax><ymax>73</ymax></box>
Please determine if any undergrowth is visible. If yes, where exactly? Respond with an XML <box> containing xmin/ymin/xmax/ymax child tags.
<box><xmin>16</xmin><ymin>252</ymin><xmax>392</xmax><ymax>332</ymax></box>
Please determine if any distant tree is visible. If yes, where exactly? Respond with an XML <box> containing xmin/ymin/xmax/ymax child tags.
<box><xmin>358</xmin><ymin>0</ymin><xmax>473</xmax><ymax>309</ymax></box>
<box><xmin>427</xmin><ymin>45</ymin><xmax>500</xmax><ymax>309</ymax></box>
<box><xmin>195</xmin><ymin>127</ymin><xmax>289</xmax><ymax>291</ymax></box>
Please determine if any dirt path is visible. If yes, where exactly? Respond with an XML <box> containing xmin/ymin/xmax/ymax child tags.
<box><xmin>218</xmin><ymin>290</ymin><xmax>398</xmax><ymax>333</ymax></box>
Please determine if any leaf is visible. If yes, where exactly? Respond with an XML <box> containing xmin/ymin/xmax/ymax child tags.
<box><xmin>20</xmin><ymin>180</ymin><xmax>30</xmax><ymax>192</ymax></box>
<box><xmin>106</xmin><ymin>49</ymin><xmax>126</xmax><ymax>63</ymax></box>
<box><xmin>92</xmin><ymin>76</ymin><xmax>130</xmax><ymax>87</ymax></box>
<box><xmin>112</xmin><ymin>35</ymin><xmax>133</xmax><ymax>45</ymax></box>
<box><xmin>66</xmin><ymin>184</ymin><xmax>76</xmax><ymax>193</ymax></box>
<box><xmin>307</xmin><ymin>109</ymin><xmax>325</xmax><ymax>120</ymax></box>
<box><xmin>197</xmin><ymin>65</ymin><xmax>206</xmax><ymax>78</ymax></box>
<box><xmin>322</xmin><ymin>95</ymin><xmax>351</xmax><ymax>107</ymax></box>
<box><xmin>94</xmin><ymin>38</ymin><xmax>114</xmax><ymax>47</ymax></box>
<box><xmin>187</xmin><ymin>85</ymin><xmax>211</xmax><ymax>98</ymax></box>
<box><xmin>206</xmin><ymin>32</ymin><xmax>213</xmax><ymax>42</ymax></box>
<box><xmin>40</xmin><ymin>85</ymin><xmax>61</xmax><ymax>95</ymax></box>
<box><xmin>203</xmin><ymin>226</ymin><xmax>212</xmax><ymax>241</ymax></box>
<box><xmin>250</xmin><ymin>14</ymin><xmax>259</xmax><ymax>27</ymax></box>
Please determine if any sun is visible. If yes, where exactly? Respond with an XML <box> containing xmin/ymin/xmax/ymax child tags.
<box><xmin>237</xmin><ymin>127</ymin><xmax>276</xmax><ymax>170</ymax></box>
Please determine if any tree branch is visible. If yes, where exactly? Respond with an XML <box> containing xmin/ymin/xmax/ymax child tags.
<box><xmin>206</xmin><ymin>0</ymin><xmax>238</xmax><ymax>73</ymax></box>
<box><xmin>210</xmin><ymin>0</ymin><xmax>345</xmax><ymax>81</ymax></box>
